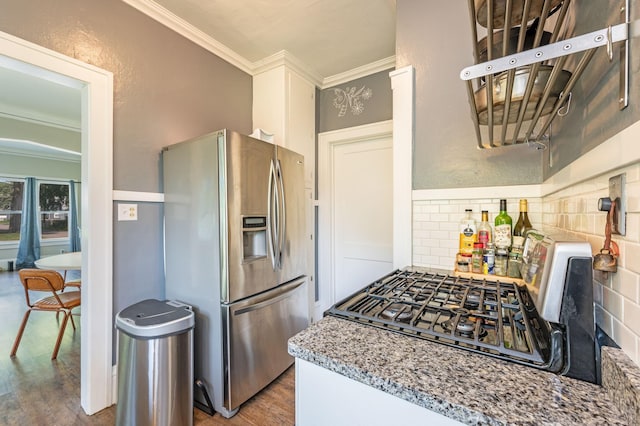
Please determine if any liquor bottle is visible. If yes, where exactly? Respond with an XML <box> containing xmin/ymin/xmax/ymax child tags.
<box><xmin>513</xmin><ymin>199</ymin><xmax>533</xmax><ymax>237</ymax></box>
<box><xmin>494</xmin><ymin>199</ymin><xmax>512</xmax><ymax>249</ymax></box>
<box><xmin>459</xmin><ymin>209</ymin><xmax>477</xmax><ymax>255</ymax></box>
<box><xmin>477</xmin><ymin>210</ymin><xmax>492</xmax><ymax>247</ymax></box>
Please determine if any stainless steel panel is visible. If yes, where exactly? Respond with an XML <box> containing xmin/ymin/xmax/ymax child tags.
<box><xmin>116</xmin><ymin>330</ymin><xmax>193</xmax><ymax>426</ymax></box>
<box><xmin>223</xmin><ymin>130</ymin><xmax>279</xmax><ymax>303</ymax></box>
<box><xmin>275</xmin><ymin>145</ymin><xmax>307</xmax><ymax>284</ymax></box>
<box><xmin>163</xmin><ymin>133</ymin><xmax>228</xmax><ymax>416</ymax></box>
<box><xmin>223</xmin><ymin>277</ymin><xmax>309</xmax><ymax>411</ymax></box>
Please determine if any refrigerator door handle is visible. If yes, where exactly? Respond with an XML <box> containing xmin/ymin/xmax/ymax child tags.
<box><xmin>232</xmin><ymin>278</ymin><xmax>306</xmax><ymax>315</ymax></box>
<box><xmin>267</xmin><ymin>159</ymin><xmax>278</xmax><ymax>270</ymax></box>
<box><xmin>276</xmin><ymin>159</ymin><xmax>286</xmax><ymax>269</ymax></box>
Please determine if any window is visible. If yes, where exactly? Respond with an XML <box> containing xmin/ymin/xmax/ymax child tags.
<box><xmin>39</xmin><ymin>182</ymin><xmax>70</xmax><ymax>240</ymax></box>
<box><xmin>0</xmin><ymin>179</ymin><xmax>24</xmax><ymax>242</ymax></box>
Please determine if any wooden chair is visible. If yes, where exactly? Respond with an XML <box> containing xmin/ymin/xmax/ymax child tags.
<box><xmin>64</xmin><ymin>278</ymin><xmax>82</xmax><ymax>291</ymax></box>
<box><xmin>11</xmin><ymin>269</ymin><xmax>81</xmax><ymax>360</ymax></box>
<box><xmin>61</xmin><ymin>271</ymin><xmax>81</xmax><ymax>291</ymax></box>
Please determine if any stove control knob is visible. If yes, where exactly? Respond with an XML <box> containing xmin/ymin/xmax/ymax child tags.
<box><xmin>598</xmin><ymin>197</ymin><xmax>612</xmax><ymax>212</ymax></box>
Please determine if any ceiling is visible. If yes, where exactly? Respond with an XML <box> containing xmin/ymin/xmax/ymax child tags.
<box><xmin>0</xmin><ymin>0</ymin><xmax>396</xmax><ymax>157</ymax></box>
<box><xmin>0</xmin><ymin>63</ymin><xmax>82</xmax><ymax>159</ymax></box>
<box><xmin>129</xmin><ymin>0</ymin><xmax>397</xmax><ymax>84</ymax></box>
<box><xmin>0</xmin><ymin>65</ymin><xmax>81</xmax><ymax>131</ymax></box>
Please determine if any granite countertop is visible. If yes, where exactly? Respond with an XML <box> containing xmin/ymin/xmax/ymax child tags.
<box><xmin>289</xmin><ymin>316</ymin><xmax>638</xmax><ymax>425</ymax></box>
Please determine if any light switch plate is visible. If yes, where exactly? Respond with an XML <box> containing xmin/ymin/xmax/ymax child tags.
<box><xmin>609</xmin><ymin>173</ymin><xmax>626</xmax><ymax>235</ymax></box>
<box><xmin>118</xmin><ymin>203</ymin><xmax>138</xmax><ymax>221</ymax></box>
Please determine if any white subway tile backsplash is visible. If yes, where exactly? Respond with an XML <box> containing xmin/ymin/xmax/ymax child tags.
<box><xmin>603</xmin><ymin>286</ymin><xmax>623</xmax><ymax>321</ymax></box>
<box><xmin>623</xmin><ymin>298</ymin><xmax>640</xmax><ymax>336</ymax></box>
<box><xmin>627</xmin><ymin>181</ymin><xmax>640</xmax><ymax>213</ymax></box>
<box><xmin>596</xmin><ymin>304</ymin><xmax>614</xmax><ymax>339</ymax></box>
<box><xmin>612</xmin><ymin>318</ymin><xmax>638</xmax><ymax>362</ymax></box>
<box><xmin>626</xmin><ymin>213</ymin><xmax>640</xmax><ymax>243</ymax></box>
<box><xmin>439</xmin><ymin>204</ymin><xmax>459</xmax><ymax>214</ymax></box>
<box><xmin>430</xmin><ymin>213</ymin><xmax>450</xmax><ymax>222</ymax></box>
<box><xmin>612</xmin><ymin>267</ymin><xmax>640</xmax><ymax>303</ymax></box>
<box><xmin>625</xmin><ymin>242</ymin><xmax>640</xmax><ymax>274</ymax></box>
<box><xmin>412</xmin><ymin>162</ymin><xmax>640</xmax><ymax>367</ymax></box>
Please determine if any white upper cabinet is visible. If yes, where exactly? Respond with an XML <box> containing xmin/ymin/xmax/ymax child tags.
<box><xmin>253</xmin><ymin>65</ymin><xmax>316</xmax><ymax>189</ymax></box>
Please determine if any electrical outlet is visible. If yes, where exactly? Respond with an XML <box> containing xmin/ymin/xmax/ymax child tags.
<box><xmin>118</xmin><ymin>203</ymin><xmax>138</xmax><ymax>221</ymax></box>
<box><xmin>609</xmin><ymin>173</ymin><xmax>626</xmax><ymax>235</ymax></box>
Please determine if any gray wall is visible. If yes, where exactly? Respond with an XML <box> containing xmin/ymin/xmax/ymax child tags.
<box><xmin>397</xmin><ymin>0</ymin><xmax>544</xmax><ymax>190</ymax></box>
<box><xmin>0</xmin><ymin>0</ymin><xmax>253</xmax><ymax>328</ymax></box>
<box><xmin>543</xmin><ymin>0</ymin><xmax>640</xmax><ymax>179</ymax></box>
<box><xmin>319</xmin><ymin>69</ymin><xmax>393</xmax><ymax>133</ymax></box>
<box><xmin>397</xmin><ymin>1</ymin><xmax>639</xmax><ymax>189</ymax></box>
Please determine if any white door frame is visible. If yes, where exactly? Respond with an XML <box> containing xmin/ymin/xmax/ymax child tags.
<box><xmin>317</xmin><ymin>120</ymin><xmax>393</xmax><ymax>320</ymax></box>
<box><xmin>0</xmin><ymin>30</ymin><xmax>114</xmax><ymax>414</ymax></box>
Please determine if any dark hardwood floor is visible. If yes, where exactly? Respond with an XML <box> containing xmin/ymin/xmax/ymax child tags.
<box><xmin>0</xmin><ymin>271</ymin><xmax>295</xmax><ymax>425</ymax></box>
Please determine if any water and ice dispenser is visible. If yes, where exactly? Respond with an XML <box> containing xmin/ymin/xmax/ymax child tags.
<box><xmin>242</xmin><ymin>216</ymin><xmax>267</xmax><ymax>262</ymax></box>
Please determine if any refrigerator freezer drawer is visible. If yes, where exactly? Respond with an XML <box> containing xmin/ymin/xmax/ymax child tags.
<box><xmin>222</xmin><ymin>277</ymin><xmax>309</xmax><ymax>412</ymax></box>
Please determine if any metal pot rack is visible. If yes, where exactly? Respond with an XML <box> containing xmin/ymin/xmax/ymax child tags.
<box><xmin>461</xmin><ymin>0</ymin><xmax>630</xmax><ymax>150</ymax></box>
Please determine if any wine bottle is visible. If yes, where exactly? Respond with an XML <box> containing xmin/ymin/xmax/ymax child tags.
<box><xmin>494</xmin><ymin>199</ymin><xmax>512</xmax><ymax>249</ymax></box>
<box><xmin>513</xmin><ymin>199</ymin><xmax>533</xmax><ymax>237</ymax></box>
<box><xmin>477</xmin><ymin>210</ymin><xmax>492</xmax><ymax>247</ymax></box>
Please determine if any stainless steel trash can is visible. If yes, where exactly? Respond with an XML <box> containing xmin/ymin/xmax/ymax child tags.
<box><xmin>115</xmin><ymin>299</ymin><xmax>195</xmax><ymax>426</ymax></box>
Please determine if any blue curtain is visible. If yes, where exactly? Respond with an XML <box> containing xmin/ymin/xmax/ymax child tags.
<box><xmin>69</xmin><ymin>180</ymin><xmax>81</xmax><ymax>252</ymax></box>
<box><xmin>16</xmin><ymin>177</ymin><xmax>40</xmax><ymax>269</ymax></box>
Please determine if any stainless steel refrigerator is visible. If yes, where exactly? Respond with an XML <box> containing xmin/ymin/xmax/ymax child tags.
<box><xmin>162</xmin><ymin>129</ymin><xmax>309</xmax><ymax>418</ymax></box>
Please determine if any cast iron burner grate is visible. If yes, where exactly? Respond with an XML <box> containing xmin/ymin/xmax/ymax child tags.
<box><xmin>325</xmin><ymin>269</ymin><xmax>561</xmax><ymax>370</ymax></box>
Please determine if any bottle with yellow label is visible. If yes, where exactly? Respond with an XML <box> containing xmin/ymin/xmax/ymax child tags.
<box><xmin>459</xmin><ymin>209</ymin><xmax>477</xmax><ymax>255</ymax></box>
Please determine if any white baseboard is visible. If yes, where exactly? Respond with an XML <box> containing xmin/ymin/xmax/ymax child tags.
<box><xmin>112</xmin><ymin>364</ymin><xmax>118</xmax><ymax>405</ymax></box>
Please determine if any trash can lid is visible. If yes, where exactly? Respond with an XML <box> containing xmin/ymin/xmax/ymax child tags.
<box><xmin>115</xmin><ymin>299</ymin><xmax>194</xmax><ymax>338</ymax></box>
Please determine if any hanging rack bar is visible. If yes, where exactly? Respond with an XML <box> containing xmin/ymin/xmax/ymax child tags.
<box><xmin>461</xmin><ymin>22</ymin><xmax>628</xmax><ymax>80</ymax></box>
<box><xmin>468</xmin><ymin>0</ymin><xmax>481</xmax><ymax>66</ymax></box>
<box><xmin>619</xmin><ymin>0</ymin><xmax>630</xmax><ymax>109</ymax></box>
<box><xmin>524</xmin><ymin>55</ymin><xmax>569</xmax><ymax>141</ymax></box>
<box><xmin>500</xmin><ymin>0</ymin><xmax>533</xmax><ymax>145</ymax></box>
<box><xmin>548</xmin><ymin>0</ymin><xmax>572</xmax><ymax>44</ymax></box>
<box><xmin>509</xmin><ymin>62</ymin><xmax>542</xmax><ymax>144</ymax></box>
<box><xmin>466</xmin><ymin>80</ymin><xmax>485</xmax><ymax>149</ymax></box>
<box><xmin>533</xmin><ymin>48</ymin><xmax>598</xmax><ymax>140</ymax></box>
<box><xmin>501</xmin><ymin>0</ymin><xmax>514</xmax><ymax>57</ymax></box>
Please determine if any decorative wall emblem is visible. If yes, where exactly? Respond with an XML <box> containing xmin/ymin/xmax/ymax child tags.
<box><xmin>332</xmin><ymin>86</ymin><xmax>373</xmax><ymax>117</ymax></box>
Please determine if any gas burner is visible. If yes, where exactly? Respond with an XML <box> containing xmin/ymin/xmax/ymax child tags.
<box><xmin>380</xmin><ymin>303</ymin><xmax>413</xmax><ymax>323</ymax></box>
<box><xmin>449</xmin><ymin>292</ymin><xmax>481</xmax><ymax>309</ymax></box>
<box><xmin>466</xmin><ymin>293</ymin><xmax>481</xmax><ymax>306</ymax></box>
<box><xmin>441</xmin><ymin>317</ymin><xmax>487</xmax><ymax>338</ymax></box>
<box><xmin>451</xmin><ymin>307</ymin><xmax>470</xmax><ymax>316</ymax></box>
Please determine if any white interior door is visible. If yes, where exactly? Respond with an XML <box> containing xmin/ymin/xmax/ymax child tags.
<box><xmin>333</xmin><ymin>138</ymin><xmax>393</xmax><ymax>301</ymax></box>
<box><xmin>317</xmin><ymin>121</ymin><xmax>393</xmax><ymax>319</ymax></box>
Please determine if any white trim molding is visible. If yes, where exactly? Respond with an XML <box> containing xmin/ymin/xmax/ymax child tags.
<box><xmin>542</xmin><ymin>119</ymin><xmax>640</xmax><ymax>197</ymax></box>
<box><xmin>413</xmin><ymin>184</ymin><xmax>542</xmax><ymax>201</ymax></box>
<box><xmin>322</xmin><ymin>56</ymin><xmax>396</xmax><ymax>89</ymax></box>
<box><xmin>317</xmin><ymin>120</ymin><xmax>393</xmax><ymax>320</ymax></box>
<box><xmin>390</xmin><ymin>66</ymin><xmax>414</xmax><ymax>269</ymax></box>
<box><xmin>0</xmin><ymin>30</ymin><xmax>114</xmax><ymax>415</ymax></box>
<box><xmin>121</xmin><ymin>0</ymin><xmax>253</xmax><ymax>74</ymax></box>
<box><xmin>113</xmin><ymin>190</ymin><xmax>164</xmax><ymax>203</ymax></box>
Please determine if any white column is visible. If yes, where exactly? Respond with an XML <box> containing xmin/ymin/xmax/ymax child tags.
<box><xmin>390</xmin><ymin>66</ymin><xmax>415</xmax><ymax>269</ymax></box>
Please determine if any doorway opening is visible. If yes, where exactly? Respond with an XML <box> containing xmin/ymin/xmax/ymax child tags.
<box><xmin>0</xmin><ymin>30</ymin><xmax>114</xmax><ymax>414</ymax></box>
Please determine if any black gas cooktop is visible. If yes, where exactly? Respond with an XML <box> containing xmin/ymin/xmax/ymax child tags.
<box><xmin>325</xmin><ymin>268</ymin><xmax>564</xmax><ymax>371</ymax></box>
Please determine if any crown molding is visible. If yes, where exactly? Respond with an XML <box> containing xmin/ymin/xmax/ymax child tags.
<box><xmin>121</xmin><ymin>0</ymin><xmax>254</xmax><ymax>74</ymax></box>
<box><xmin>252</xmin><ymin>50</ymin><xmax>323</xmax><ymax>87</ymax></box>
<box><xmin>122</xmin><ymin>0</ymin><xmax>395</xmax><ymax>89</ymax></box>
<box><xmin>0</xmin><ymin>109</ymin><xmax>81</xmax><ymax>132</ymax></box>
<box><xmin>321</xmin><ymin>56</ymin><xmax>396</xmax><ymax>89</ymax></box>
